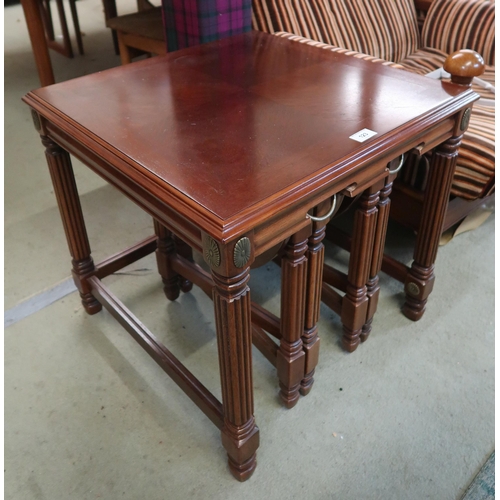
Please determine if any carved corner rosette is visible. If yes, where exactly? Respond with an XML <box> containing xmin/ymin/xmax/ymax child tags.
<box><xmin>406</xmin><ymin>281</ymin><xmax>420</xmax><ymax>297</ymax></box>
<box><xmin>31</xmin><ymin>109</ymin><xmax>42</xmax><ymax>132</ymax></box>
<box><xmin>233</xmin><ymin>237</ymin><xmax>251</xmax><ymax>268</ymax></box>
<box><xmin>460</xmin><ymin>107</ymin><xmax>472</xmax><ymax>131</ymax></box>
<box><xmin>204</xmin><ymin>236</ymin><xmax>221</xmax><ymax>268</ymax></box>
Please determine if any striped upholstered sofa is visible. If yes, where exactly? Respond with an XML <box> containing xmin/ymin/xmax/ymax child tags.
<box><xmin>252</xmin><ymin>0</ymin><xmax>495</xmax><ymax>232</ymax></box>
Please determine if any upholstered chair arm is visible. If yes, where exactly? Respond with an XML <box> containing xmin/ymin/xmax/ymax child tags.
<box><xmin>422</xmin><ymin>0</ymin><xmax>495</xmax><ymax>66</ymax></box>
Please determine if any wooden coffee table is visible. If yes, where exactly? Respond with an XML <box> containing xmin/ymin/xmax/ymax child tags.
<box><xmin>23</xmin><ymin>31</ymin><xmax>477</xmax><ymax>481</ymax></box>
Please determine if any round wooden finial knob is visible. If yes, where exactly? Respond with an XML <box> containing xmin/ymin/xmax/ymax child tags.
<box><xmin>443</xmin><ymin>49</ymin><xmax>485</xmax><ymax>86</ymax></box>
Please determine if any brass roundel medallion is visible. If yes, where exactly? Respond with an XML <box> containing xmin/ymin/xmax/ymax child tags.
<box><xmin>406</xmin><ymin>282</ymin><xmax>420</xmax><ymax>296</ymax></box>
<box><xmin>204</xmin><ymin>237</ymin><xmax>221</xmax><ymax>268</ymax></box>
<box><xmin>233</xmin><ymin>237</ymin><xmax>251</xmax><ymax>268</ymax></box>
<box><xmin>460</xmin><ymin>108</ymin><xmax>471</xmax><ymax>131</ymax></box>
<box><xmin>31</xmin><ymin>110</ymin><xmax>41</xmax><ymax>132</ymax></box>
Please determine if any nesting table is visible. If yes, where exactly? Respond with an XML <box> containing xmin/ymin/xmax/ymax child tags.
<box><xmin>24</xmin><ymin>31</ymin><xmax>477</xmax><ymax>481</ymax></box>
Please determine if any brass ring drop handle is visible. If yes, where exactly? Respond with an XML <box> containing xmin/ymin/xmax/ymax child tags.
<box><xmin>388</xmin><ymin>153</ymin><xmax>405</xmax><ymax>175</ymax></box>
<box><xmin>307</xmin><ymin>194</ymin><xmax>337</xmax><ymax>222</ymax></box>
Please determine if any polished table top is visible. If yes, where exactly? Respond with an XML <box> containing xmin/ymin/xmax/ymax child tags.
<box><xmin>25</xmin><ymin>31</ymin><xmax>474</xmax><ymax>237</ymax></box>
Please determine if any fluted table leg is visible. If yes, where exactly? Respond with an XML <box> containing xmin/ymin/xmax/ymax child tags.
<box><xmin>212</xmin><ymin>267</ymin><xmax>259</xmax><ymax>482</ymax></box>
<box><xmin>42</xmin><ymin>136</ymin><xmax>101</xmax><ymax>315</ymax></box>
<box><xmin>154</xmin><ymin>220</ymin><xmax>181</xmax><ymax>301</ymax></box>
<box><xmin>174</xmin><ymin>235</ymin><xmax>194</xmax><ymax>293</ymax></box>
<box><xmin>403</xmin><ymin>135</ymin><xmax>462</xmax><ymax>320</ymax></box>
<box><xmin>361</xmin><ymin>179</ymin><xmax>392</xmax><ymax>342</ymax></box>
<box><xmin>341</xmin><ymin>187</ymin><xmax>379</xmax><ymax>352</ymax></box>
<box><xmin>278</xmin><ymin>231</ymin><xmax>308</xmax><ymax>408</ymax></box>
<box><xmin>300</xmin><ymin>220</ymin><xmax>326</xmax><ymax>395</ymax></box>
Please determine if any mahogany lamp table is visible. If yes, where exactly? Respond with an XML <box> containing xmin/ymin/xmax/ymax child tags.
<box><xmin>23</xmin><ymin>31</ymin><xmax>478</xmax><ymax>481</ymax></box>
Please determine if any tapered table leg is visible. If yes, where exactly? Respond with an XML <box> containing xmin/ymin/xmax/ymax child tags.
<box><xmin>42</xmin><ymin>136</ymin><xmax>101</xmax><ymax>314</ymax></box>
<box><xmin>300</xmin><ymin>220</ymin><xmax>326</xmax><ymax>395</ymax></box>
<box><xmin>174</xmin><ymin>235</ymin><xmax>194</xmax><ymax>293</ymax></box>
<box><xmin>154</xmin><ymin>222</ymin><xmax>194</xmax><ymax>299</ymax></box>
<box><xmin>403</xmin><ymin>136</ymin><xmax>462</xmax><ymax>320</ymax></box>
<box><xmin>278</xmin><ymin>231</ymin><xmax>308</xmax><ymax>408</ymax></box>
<box><xmin>341</xmin><ymin>187</ymin><xmax>379</xmax><ymax>352</ymax></box>
<box><xmin>212</xmin><ymin>267</ymin><xmax>259</xmax><ymax>482</ymax></box>
<box><xmin>361</xmin><ymin>179</ymin><xmax>392</xmax><ymax>342</ymax></box>
<box><xmin>153</xmin><ymin>219</ymin><xmax>181</xmax><ymax>301</ymax></box>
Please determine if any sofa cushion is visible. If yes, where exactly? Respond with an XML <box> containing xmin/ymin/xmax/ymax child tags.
<box><xmin>421</xmin><ymin>0</ymin><xmax>495</xmax><ymax>66</ymax></box>
<box><xmin>252</xmin><ymin>0</ymin><xmax>420</xmax><ymax>62</ymax></box>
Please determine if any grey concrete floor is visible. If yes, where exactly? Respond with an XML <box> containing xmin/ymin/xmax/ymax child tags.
<box><xmin>4</xmin><ymin>2</ymin><xmax>495</xmax><ymax>498</ymax></box>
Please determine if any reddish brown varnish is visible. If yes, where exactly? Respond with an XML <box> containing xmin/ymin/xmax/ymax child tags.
<box><xmin>23</xmin><ymin>32</ymin><xmax>477</xmax><ymax>479</ymax></box>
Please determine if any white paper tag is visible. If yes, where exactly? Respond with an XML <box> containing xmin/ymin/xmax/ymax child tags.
<box><xmin>349</xmin><ymin>128</ymin><xmax>377</xmax><ymax>142</ymax></box>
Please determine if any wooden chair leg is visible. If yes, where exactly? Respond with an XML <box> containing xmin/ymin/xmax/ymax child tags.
<box><xmin>54</xmin><ymin>0</ymin><xmax>73</xmax><ymax>57</ymax></box>
<box><xmin>117</xmin><ymin>32</ymin><xmax>133</xmax><ymax>65</ymax></box>
<box><xmin>39</xmin><ymin>0</ymin><xmax>55</xmax><ymax>41</ymax></box>
<box><xmin>101</xmin><ymin>0</ymin><xmax>119</xmax><ymax>54</ymax></box>
<box><xmin>69</xmin><ymin>0</ymin><xmax>84</xmax><ymax>55</ymax></box>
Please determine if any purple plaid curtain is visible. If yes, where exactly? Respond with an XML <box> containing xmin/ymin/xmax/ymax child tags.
<box><xmin>162</xmin><ymin>0</ymin><xmax>252</xmax><ymax>51</ymax></box>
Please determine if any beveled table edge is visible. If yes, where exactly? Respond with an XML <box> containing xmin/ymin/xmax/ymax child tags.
<box><xmin>23</xmin><ymin>84</ymin><xmax>478</xmax><ymax>243</ymax></box>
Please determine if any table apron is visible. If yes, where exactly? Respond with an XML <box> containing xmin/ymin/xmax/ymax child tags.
<box><xmin>44</xmin><ymin>114</ymin><xmax>455</xmax><ymax>258</ymax></box>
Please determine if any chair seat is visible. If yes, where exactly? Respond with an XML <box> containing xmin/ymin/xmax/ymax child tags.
<box><xmin>106</xmin><ymin>7</ymin><xmax>165</xmax><ymax>42</ymax></box>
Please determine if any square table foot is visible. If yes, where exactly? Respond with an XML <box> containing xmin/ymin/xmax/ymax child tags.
<box><xmin>278</xmin><ymin>381</ymin><xmax>301</xmax><ymax>408</ymax></box>
<box><xmin>402</xmin><ymin>297</ymin><xmax>427</xmax><ymax>321</ymax></box>
<box><xmin>80</xmin><ymin>293</ymin><xmax>102</xmax><ymax>315</ymax></box>
<box><xmin>299</xmin><ymin>371</ymin><xmax>315</xmax><ymax>396</ymax></box>
<box><xmin>228</xmin><ymin>453</ymin><xmax>257</xmax><ymax>482</ymax></box>
<box><xmin>221</xmin><ymin>420</ymin><xmax>259</xmax><ymax>482</ymax></box>
<box><xmin>300</xmin><ymin>329</ymin><xmax>320</xmax><ymax>395</ymax></box>
<box><xmin>359</xmin><ymin>318</ymin><xmax>373</xmax><ymax>342</ymax></box>
<box><xmin>277</xmin><ymin>342</ymin><xmax>305</xmax><ymax>408</ymax></box>
<box><xmin>342</xmin><ymin>327</ymin><xmax>361</xmax><ymax>352</ymax></box>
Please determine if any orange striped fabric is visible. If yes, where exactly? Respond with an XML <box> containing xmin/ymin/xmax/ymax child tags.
<box><xmin>252</xmin><ymin>0</ymin><xmax>420</xmax><ymax>62</ymax></box>
<box><xmin>422</xmin><ymin>0</ymin><xmax>495</xmax><ymax>66</ymax></box>
<box><xmin>273</xmin><ymin>32</ymin><xmax>495</xmax><ymax>200</ymax></box>
<box><xmin>272</xmin><ymin>32</ymin><xmax>405</xmax><ymax>68</ymax></box>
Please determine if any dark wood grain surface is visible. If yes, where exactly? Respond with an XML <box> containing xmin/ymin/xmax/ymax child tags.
<box><xmin>26</xmin><ymin>31</ymin><xmax>472</xmax><ymax>223</ymax></box>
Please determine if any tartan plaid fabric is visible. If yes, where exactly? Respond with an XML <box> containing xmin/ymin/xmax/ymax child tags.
<box><xmin>162</xmin><ymin>0</ymin><xmax>252</xmax><ymax>51</ymax></box>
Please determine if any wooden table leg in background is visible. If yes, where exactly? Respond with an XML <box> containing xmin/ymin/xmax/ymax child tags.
<box><xmin>278</xmin><ymin>229</ymin><xmax>308</xmax><ymax>408</ymax></box>
<box><xmin>361</xmin><ymin>177</ymin><xmax>394</xmax><ymax>342</ymax></box>
<box><xmin>154</xmin><ymin>220</ymin><xmax>183</xmax><ymax>301</ymax></box>
<box><xmin>300</xmin><ymin>210</ymin><xmax>328</xmax><ymax>395</ymax></box>
<box><xmin>21</xmin><ymin>0</ymin><xmax>55</xmax><ymax>86</ymax></box>
<box><xmin>173</xmin><ymin>236</ymin><xmax>194</xmax><ymax>293</ymax></box>
<box><xmin>41</xmin><ymin>135</ymin><xmax>101</xmax><ymax>314</ymax></box>
<box><xmin>341</xmin><ymin>186</ymin><xmax>380</xmax><ymax>352</ymax></box>
<box><xmin>101</xmin><ymin>0</ymin><xmax>119</xmax><ymax>54</ymax></box>
<box><xmin>403</xmin><ymin>135</ymin><xmax>463</xmax><ymax>320</ymax></box>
